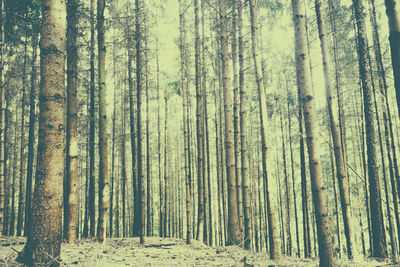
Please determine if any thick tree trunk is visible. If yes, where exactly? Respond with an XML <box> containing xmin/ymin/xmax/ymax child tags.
<box><xmin>64</xmin><ymin>0</ymin><xmax>79</xmax><ymax>244</ymax></box>
<box><xmin>248</xmin><ymin>0</ymin><xmax>279</xmax><ymax>258</ymax></box>
<box><xmin>291</xmin><ymin>0</ymin><xmax>334</xmax><ymax>265</ymax></box>
<box><xmin>353</xmin><ymin>0</ymin><xmax>388</xmax><ymax>258</ymax></box>
<box><xmin>18</xmin><ymin>0</ymin><xmax>66</xmax><ymax>264</ymax></box>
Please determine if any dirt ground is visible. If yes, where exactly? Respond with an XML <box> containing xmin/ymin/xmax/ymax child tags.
<box><xmin>0</xmin><ymin>236</ymin><xmax>397</xmax><ymax>266</ymax></box>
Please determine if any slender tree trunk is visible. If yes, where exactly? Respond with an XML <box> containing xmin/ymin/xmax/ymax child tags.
<box><xmin>231</xmin><ymin>0</ymin><xmax>243</xmax><ymax>246</ymax></box>
<box><xmin>179</xmin><ymin>0</ymin><xmax>192</xmax><ymax>244</ymax></box>
<box><xmin>286</xmin><ymin>86</ymin><xmax>300</xmax><ymax>257</ymax></box>
<box><xmin>121</xmin><ymin>86</ymin><xmax>127</xmax><ymax>237</ymax></box>
<box><xmin>219</xmin><ymin>0</ymin><xmax>241</xmax><ymax>246</ymax></box>
<box><xmin>0</xmin><ymin>0</ymin><xmax>4</xmax><ymax>237</ymax></box>
<box><xmin>17</xmin><ymin>37</ymin><xmax>28</xmax><ymax>237</ymax></box>
<box><xmin>292</xmin><ymin>0</ymin><xmax>334</xmax><ymax>265</ymax></box>
<box><xmin>156</xmin><ymin>50</ymin><xmax>163</xmax><ymax>238</ymax></box>
<box><xmin>18</xmin><ymin>0</ymin><xmax>66</xmax><ymax>263</ymax></box>
<box><xmin>144</xmin><ymin>31</ymin><xmax>151</xmax><ymax>237</ymax></box>
<box><xmin>88</xmin><ymin>0</ymin><xmax>96</xmax><ymax>238</ymax></box>
<box><xmin>135</xmin><ymin>0</ymin><xmax>145</xmax><ymax>244</ymax></box>
<box><xmin>280</xmin><ymin>109</ymin><xmax>292</xmax><ymax>256</ymax></box>
<box><xmin>64</xmin><ymin>0</ymin><xmax>79</xmax><ymax>244</ymax></box>
<box><xmin>249</xmin><ymin>0</ymin><xmax>279</xmax><ymax>258</ymax></box>
<box><xmin>353</xmin><ymin>0</ymin><xmax>388</xmax><ymax>258</ymax></box>
<box><xmin>238</xmin><ymin>0</ymin><xmax>251</xmax><ymax>250</ymax></box>
<box><xmin>194</xmin><ymin>0</ymin><xmax>205</xmax><ymax>243</ymax></box>
<box><xmin>96</xmin><ymin>0</ymin><xmax>109</xmax><ymax>243</ymax></box>
<box><xmin>9</xmin><ymin>107</ymin><xmax>18</xmax><ymax>236</ymax></box>
<box><xmin>314</xmin><ymin>0</ymin><xmax>354</xmax><ymax>259</ymax></box>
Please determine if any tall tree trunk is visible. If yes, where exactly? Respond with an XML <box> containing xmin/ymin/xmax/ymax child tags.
<box><xmin>194</xmin><ymin>0</ymin><xmax>205</xmax><ymax>243</ymax></box>
<box><xmin>18</xmin><ymin>0</ymin><xmax>66</xmax><ymax>263</ymax></box>
<box><xmin>0</xmin><ymin>0</ymin><xmax>4</xmax><ymax>237</ymax></box>
<box><xmin>88</xmin><ymin>0</ymin><xmax>96</xmax><ymax>238</ymax></box>
<box><xmin>96</xmin><ymin>0</ymin><xmax>109</xmax><ymax>243</ymax></box>
<box><xmin>17</xmin><ymin>36</ymin><xmax>28</xmax><ymax>237</ymax></box>
<box><xmin>219</xmin><ymin>0</ymin><xmax>241</xmax><ymax>246</ymax></box>
<box><xmin>291</xmin><ymin>0</ymin><xmax>334</xmax><ymax>265</ymax></box>
<box><xmin>314</xmin><ymin>0</ymin><xmax>354</xmax><ymax>259</ymax></box>
<box><xmin>280</xmin><ymin>109</ymin><xmax>292</xmax><ymax>256</ymax></box>
<box><xmin>353</xmin><ymin>0</ymin><xmax>388</xmax><ymax>258</ymax></box>
<box><xmin>145</xmin><ymin>36</ymin><xmax>152</xmax><ymax>238</ymax></box>
<box><xmin>24</xmin><ymin>31</ymin><xmax>39</xmax><ymax>238</ymax></box>
<box><xmin>179</xmin><ymin>0</ymin><xmax>192</xmax><ymax>244</ymax></box>
<box><xmin>231</xmin><ymin>0</ymin><xmax>243</xmax><ymax>246</ymax></box>
<box><xmin>64</xmin><ymin>0</ymin><xmax>79</xmax><ymax>244</ymax></box>
<box><xmin>135</xmin><ymin>0</ymin><xmax>145</xmax><ymax>244</ymax></box>
<box><xmin>286</xmin><ymin>86</ymin><xmax>300</xmax><ymax>257</ymax></box>
<box><xmin>156</xmin><ymin>49</ymin><xmax>163</xmax><ymax>238</ymax></box>
<box><xmin>238</xmin><ymin>0</ymin><xmax>251</xmax><ymax>250</ymax></box>
<box><xmin>248</xmin><ymin>0</ymin><xmax>279</xmax><ymax>258</ymax></box>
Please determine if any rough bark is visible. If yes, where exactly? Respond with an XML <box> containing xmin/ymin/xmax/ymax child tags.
<box><xmin>18</xmin><ymin>0</ymin><xmax>66</xmax><ymax>264</ymax></box>
<box><xmin>64</xmin><ymin>0</ymin><xmax>79</xmax><ymax>244</ymax></box>
<box><xmin>96</xmin><ymin>0</ymin><xmax>109</xmax><ymax>243</ymax></box>
<box><xmin>291</xmin><ymin>0</ymin><xmax>334</xmax><ymax>265</ymax></box>
<box><xmin>220</xmin><ymin>0</ymin><xmax>241</xmax><ymax>246</ymax></box>
<box><xmin>353</xmin><ymin>0</ymin><xmax>388</xmax><ymax>258</ymax></box>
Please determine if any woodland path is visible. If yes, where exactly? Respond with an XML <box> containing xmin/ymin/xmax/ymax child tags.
<box><xmin>0</xmin><ymin>237</ymin><xmax>396</xmax><ymax>266</ymax></box>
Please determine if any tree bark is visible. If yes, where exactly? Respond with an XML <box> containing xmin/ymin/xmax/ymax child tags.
<box><xmin>238</xmin><ymin>0</ymin><xmax>251</xmax><ymax>250</ymax></box>
<box><xmin>64</xmin><ymin>0</ymin><xmax>79</xmax><ymax>244</ymax></box>
<box><xmin>353</xmin><ymin>0</ymin><xmax>388</xmax><ymax>258</ymax></box>
<box><xmin>220</xmin><ymin>0</ymin><xmax>241</xmax><ymax>246</ymax></box>
<box><xmin>18</xmin><ymin>0</ymin><xmax>66</xmax><ymax>264</ymax></box>
<box><xmin>291</xmin><ymin>0</ymin><xmax>334</xmax><ymax>265</ymax></box>
<box><xmin>96</xmin><ymin>0</ymin><xmax>109</xmax><ymax>243</ymax></box>
<box><xmin>314</xmin><ymin>0</ymin><xmax>354</xmax><ymax>259</ymax></box>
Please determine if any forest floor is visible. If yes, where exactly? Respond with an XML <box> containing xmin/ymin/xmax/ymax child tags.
<box><xmin>0</xmin><ymin>236</ymin><xmax>398</xmax><ymax>266</ymax></box>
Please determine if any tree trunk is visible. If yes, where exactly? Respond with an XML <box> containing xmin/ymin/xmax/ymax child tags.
<box><xmin>291</xmin><ymin>0</ymin><xmax>334</xmax><ymax>265</ymax></box>
<box><xmin>96</xmin><ymin>0</ymin><xmax>109</xmax><ymax>243</ymax></box>
<box><xmin>179</xmin><ymin>0</ymin><xmax>192</xmax><ymax>244</ymax></box>
<box><xmin>353</xmin><ymin>0</ymin><xmax>388</xmax><ymax>258</ymax></box>
<box><xmin>88</xmin><ymin>0</ymin><xmax>96</xmax><ymax>238</ymax></box>
<box><xmin>194</xmin><ymin>0</ymin><xmax>205</xmax><ymax>243</ymax></box>
<box><xmin>238</xmin><ymin>0</ymin><xmax>251</xmax><ymax>250</ymax></box>
<box><xmin>17</xmin><ymin>36</ymin><xmax>28</xmax><ymax>237</ymax></box>
<box><xmin>248</xmin><ymin>0</ymin><xmax>279</xmax><ymax>258</ymax></box>
<box><xmin>24</xmin><ymin>30</ymin><xmax>39</xmax><ymax>238</ymax></box>
<box><xmin>64</xmin><ymin>0</ymin><xmax>79</xmax><ymax>244</ymax></box>
<box><xmin>219</xmin><ymin>0</ymin><xmax>241</xmax><ymax>246</ymax></box>
<box><xmin>135</xmin><ymin>0</ymin><xmax>145</xmax><ymax>245</ymax></box>
<box><xmin>314</xmin><ymin>0</ymin><xmax>354</xmax><ymax>259</ymax></box>
<box><xmin>18</xmin><ymin>0</ymin><xmax>66</xmax><ymax>263</ymax></box>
